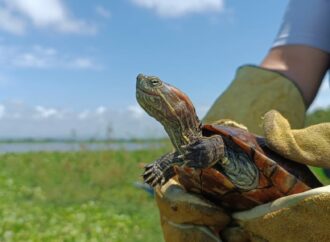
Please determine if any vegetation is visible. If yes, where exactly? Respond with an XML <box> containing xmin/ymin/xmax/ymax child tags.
<box><xmin>310</xmin><ymin>167</ymin><xmax>330</xmax><ymax>185</ymax></box>
<box><xmin>306</xmin><ymin>107</ymin><xmax>330</xmax><ymax>126</ymax></box>
<box><xmin>0</xmin><ymin>147</ymin><xmax>172</xmax><ymax>241</ymax></box>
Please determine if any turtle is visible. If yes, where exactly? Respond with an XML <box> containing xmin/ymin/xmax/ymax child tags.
<box><xmin>136</xmin><ymin>74</ymin><xmax>322</xmax><ymax>211</ymax></box>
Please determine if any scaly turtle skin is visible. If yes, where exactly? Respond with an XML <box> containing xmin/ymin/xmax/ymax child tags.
<box><xmin>136</xmin><ymin>74</ymin><xmax>322</xmax><ymax>211</ymax></box>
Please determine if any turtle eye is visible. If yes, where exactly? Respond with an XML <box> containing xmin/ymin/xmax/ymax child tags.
<box><xmin>150</xmin><ymin>79</ymin><xmax>161</xmax><ymax>87</ymax></box>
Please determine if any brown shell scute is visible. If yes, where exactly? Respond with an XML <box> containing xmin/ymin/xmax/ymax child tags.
<box><xmin>177</xmin><ymin>124</ymin><xmax>321</xmax><ymax>211</ymax></box>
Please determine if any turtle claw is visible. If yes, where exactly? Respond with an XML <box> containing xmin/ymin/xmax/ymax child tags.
<box><xmin>144</xmin><ymin>163</ymin><xmax>154</xmax><ymax>169</ymax></box>
<box><xmin>142</xmin><ymin>161</ymin><xmax>166</xmax><ymax>187</ymax></box>
<box><xmin>143</xmin><ymin>164</ymin><xmax>175</xmax><ymax>187</ymax></box>
<box><xmin>144</xmin><ymin>173</ymin><xmax>156</xmax><ymax>183</ymax></box>
<box><xmin>178</xmin><ymin>154</ymin><xmax>184</xmax><ymax>159</ymax></box>
<box><xmin>181</xmin><ymin>144</ymin><xmax>188</xmax><ymax>149</ymax></box>
<box><xmin>151</xmin><ymin>177</ymin><xmax>161</xmax><ymax>187</ymax></box>
<box><xmin>178</xmin><ymin>150</ymin><xmax>194</xmax><ymax>163</ymax></box>
<box><xmin>143</xmin><ymin>167</ymin><xmax>153</xmax><ymax>175</ymax></box>
<box><xmin>160</xmin><ymin>177</ymin><xmax>166</xmax><ymax>186</ymax></box>
<box><xmin>142</xmin><ymin>151</ymin><xmax>182</xmax><ymax>187</ymax></box>
<box><xmin>143</xmin><ymin>173</ymin><xmax>160</xmax><ymax>187</ymax></box>
<box><xmin>183</xmin><ymin>159</ymin><xmax>193</xmax><ymax>165</ymax></box>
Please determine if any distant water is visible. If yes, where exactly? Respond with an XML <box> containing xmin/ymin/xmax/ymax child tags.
<box><xmin>0</xmin><ymin>142</ymin><xmax>163</xmax><ymax>154</ymax></box>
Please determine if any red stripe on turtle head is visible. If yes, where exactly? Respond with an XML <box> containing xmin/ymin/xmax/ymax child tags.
<box><xmin>168</xmin><ymin>85</ymin><xmax>197</xmax><ymax>116</ymax></box>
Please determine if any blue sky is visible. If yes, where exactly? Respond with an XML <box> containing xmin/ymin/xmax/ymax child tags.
<box><xmin>0</xmin><ymin>0</ymin><xmax>328</xmax><ymax>139</ymax></box>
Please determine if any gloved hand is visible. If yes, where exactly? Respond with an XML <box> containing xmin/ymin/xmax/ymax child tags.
<box><xmin>233</xmin><ymin>186</ymin><xmax>330</xmax><ymax>242</ymax></box>
<box><xmin>263</xmin><ymin>110</ymin><xmax>330</xmax><ymax>168</ymax></box>
<box><xmin>203</xmin><ymin>65</ymin><xmax>306</xmax><ymax>135</ymax></box>
<box><xmin>155</xmin><ymin>179</ymin><xmax>232</xmax><ymax>242</ymax></box>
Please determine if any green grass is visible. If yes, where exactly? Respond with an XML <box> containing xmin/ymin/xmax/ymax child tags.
<box><xmin>0</xmin><ymin>145</ymin><xmax>329</xmax><ymax>241</ymax></box>
<box><xmin>0</xmin><ymin>147</ymin><xmax>171</xmax><ymax>241</ymax></box>
<box><xmin>310</xmin><ymin>167</ymin><xmax>330</xmax><ymax>185</ymax></box>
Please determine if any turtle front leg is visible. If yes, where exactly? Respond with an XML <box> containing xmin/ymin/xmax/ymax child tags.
<box><xmin>143</xmin><ymin>151</ymin><xmax>182</xmax><ymax>187</ymax></box>
<box><xmin>180</xmin><ymin>135</ymin><xmax>225</xmax><ymax>169</ymax></box>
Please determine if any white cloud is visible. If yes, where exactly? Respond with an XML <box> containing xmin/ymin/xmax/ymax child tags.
<box><xmin>131</xmin><ymin>0</ymin><xmax>224</xmax><ymax>17</ymax></box>
<box><xmin>96</xmin><ymin>5</ymin><xmax>111</xmax><ymax>19</ymax></box>
<box><xmin>7</xmin><ymin>0</ymin><xmax>67</xmax><ymax>26</ymax></box>
<box><xmin>96</xmin><ymin>106</ymin><xmax>107</xmax><ymax>115</ymax></box>
<box><xmin>0</xmin><ymin>101</ymin><xmax>166</xmax><ymax>139</ymax></box>
<box><xmin>0</xmin><ymin>44</ymin><xmax>99</xmax><ymax>70</ymax></box>
<box><xmin>14</xmin><ymin>53</ymin><xmax>48</xmax><ymax>68</ymax></box>
<box><xmin>69</xmin><ymin>57</ymin><xmax>100</xmax><ymax>70</ymax></box>
<box><xmin>78</xmin><ymin>110</ymin><xmax>90</xmax><ymax>120</ymax></box>
<box><xmin>78</xmin><ymin>107</ymin><xmax>108</xmax><ymax>120</ymax></box>
<box><xmin>0</xmin><ymin>8</ymin><xmax>25</xmax><ymax>34</ymax></box>
<box><xmin>34</xmin><ymin>106</ymin><xmax>61</xmax><ymax>119</ymax></box>
<box><xmin>0</xmin><ymin>0</ymin><xmax>96</xmax><ymax>34</ymax></box>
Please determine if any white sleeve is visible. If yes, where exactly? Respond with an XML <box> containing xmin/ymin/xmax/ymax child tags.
<box><xmin>273</xmin><ymin>0</ymin><xmax>330</xmax><ymax>53</ymax></box>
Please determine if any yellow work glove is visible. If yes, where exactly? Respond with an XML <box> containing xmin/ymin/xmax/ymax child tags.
<box><xmin>233</xmin><ymin>186</ymin><xmax>330</xmax><ymax>242</ymax></box>
<box><xmin>155</xmin><ymin>180</ymin><xmax>231</xmax><ymax>242</ymax></box>
<box><xmin>263</xmin><ymin>110</ymin><xmax>330</xmax><ymax>168</ymax></box>
<box><xmin>203</xmin><ymin>65</ymin><xmax>306</xmax><ymax>135</ymax></box>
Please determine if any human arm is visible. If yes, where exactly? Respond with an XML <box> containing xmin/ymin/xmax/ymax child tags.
<box><xmin>261</xmin><ymin>45</ymin><xmax>330</xmax><ymax>107</ymax></box>
<box><xmin>262</xmin><ymin>0</ymin><xmax>330</xmax><ymax>107</ymax></box>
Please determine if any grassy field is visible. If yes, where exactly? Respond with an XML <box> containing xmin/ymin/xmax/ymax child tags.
<box><xmin>0</xmin><ymin>144</ymin><xmax>329</xmax><ymax>242</ymax></box>
<box><xmin>0</xmin><ymin>146</ymin><xmax>171</xmax><ymax>242</ymax></box>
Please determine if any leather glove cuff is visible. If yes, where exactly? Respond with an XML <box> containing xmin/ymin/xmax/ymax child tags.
<box><xmin>203</xmin><ymin>65</ymin><xmax>306</xmax><ymax>135</ymax></box>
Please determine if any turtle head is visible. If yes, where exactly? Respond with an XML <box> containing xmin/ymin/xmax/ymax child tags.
<box><xmin>136</xmin><ymin>74</ymin><xmax>194</xmax><ymax>121</ymax></box>
<box><xmin>136</xmin><ymin>74</ymin><xmax>202</xmax><ymax>150</ymax></box>
<box><xmin>136</xmin><ymin>74</ymin><xmax>163</xmax><ymax>96</ymax></box>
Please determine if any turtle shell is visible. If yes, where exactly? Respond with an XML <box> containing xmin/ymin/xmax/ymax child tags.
<box><xmin>175</xmin><ymin>124</ymin><xmax>322</xmax><ymax>211</ymax></box>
